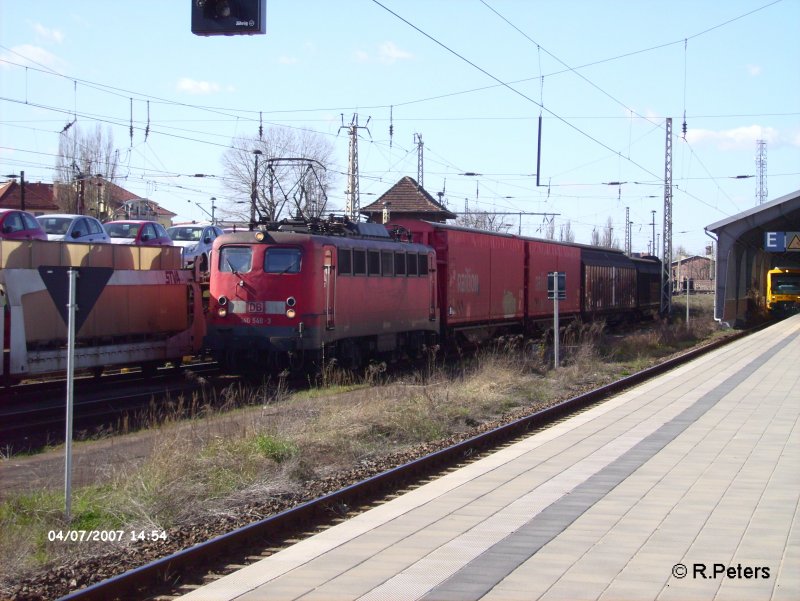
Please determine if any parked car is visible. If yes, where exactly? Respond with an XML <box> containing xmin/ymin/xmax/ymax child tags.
<box><xmin>36</xmin><ymin>214</ymin><xmax>111</xmax><ymax>243</ymax></box>
<box><xmin>167</xmin><ymin>223</ymin><xmax>223</xmax><ymax>270</ymax></box>
<box><xmin>0</xmin><ymin>208</ymin><xmax>48</xmax><ymax>240</ymax></box>
<box><xmin>103</xmin><ymin>220</ymin><xmax>173</xmax><ymax>246</ymax></box>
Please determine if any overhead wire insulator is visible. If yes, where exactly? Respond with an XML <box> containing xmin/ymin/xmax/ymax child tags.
<box><xmin>145</xmin><ymin>100</ymin><xmax>150</xmax><ymax>141</ymax></box>
<box><xmin>389</xmin><ymin>105</ymin><xmax>394</xmax><ymax>148</ymax></box>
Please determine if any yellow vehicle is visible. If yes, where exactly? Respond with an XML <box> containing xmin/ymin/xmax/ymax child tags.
<box><xmin>767</xmin><ymin>267</ymin><xmax>800</xmax><ymax>315</ymax></box>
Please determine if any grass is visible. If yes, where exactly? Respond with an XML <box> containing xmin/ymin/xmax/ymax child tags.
<box><xmin>0</xmin><ymin>296</ymin><xmax>730</xmax><ymax>585</ymax></box>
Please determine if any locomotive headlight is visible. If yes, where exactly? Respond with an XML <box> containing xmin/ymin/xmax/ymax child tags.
<box><xmin>217</xmin><ymin>307</ymin><xmax>228</xmax><ymax>318</ymax></box>
<box><xmin>286</xmin><ymin>308</ymin><xmax>296</xmax><ymax>319</ymax></box>
<box><xmin>286</xmin><ymin>296</ymin><xmax>297</xmax><ymax>307</ymax></box>
<box><xmin>218</xmin><ymin>295</ymin><xmax>228</xmax><ymax>306</ymax></box>
<box><xmin>255</xmin><ymin>231</ymin><xmax>266</xmax><ymax>242</ymax></box>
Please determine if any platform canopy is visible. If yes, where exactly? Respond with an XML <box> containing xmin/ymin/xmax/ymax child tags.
<box><xmin>706</xmin><ymin>189</ymin><xmax>800</xmax><ymax>326</ymax></box>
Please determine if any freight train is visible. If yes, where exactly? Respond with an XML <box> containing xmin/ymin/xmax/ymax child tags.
<box><xmin>0</xmin><ymin>239</ymin><xmax>204</xmax><ymax>385</ymax></box>
<box><xmin>204</xmin><ymin>216</ymin><xmax>661</xmax><ymax>371</ymax></box>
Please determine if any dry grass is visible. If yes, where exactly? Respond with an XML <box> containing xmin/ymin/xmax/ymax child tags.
<box><xmin>0</xmin><ymin>299</ymin><xmax>728</xmax><ymax>581</ymax></box>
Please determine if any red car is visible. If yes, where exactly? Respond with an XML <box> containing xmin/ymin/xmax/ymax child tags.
<box><xmin>103</xmin><ymin>220</ymin><xmax>173</xmax><ymax>246</ymax></box>
<box><xmin>0</xmin><ymin>208</ymin><xmax>48</xmax><ymax>240</ymax></box>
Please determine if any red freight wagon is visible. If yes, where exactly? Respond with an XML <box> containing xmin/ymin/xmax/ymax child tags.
<box><xmin>525</xmin><ymin>239</ymin><xmax>581</xmax><ymax>320</ymax></box>
<box><xmin>580</xmin><ymin>247</ymin><xmax>638</xmax><ymax>316</ymax></box>
<box><xmin>391</xmin><ymin>220</ymin><xmax>525</xmax><ymax>341</ymax></box>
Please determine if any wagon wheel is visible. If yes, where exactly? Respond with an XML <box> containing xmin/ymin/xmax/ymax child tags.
<box><xmin>339</xmin><ymin>339</ymin><xmax>363</xmax><ymax>372</ymax></box>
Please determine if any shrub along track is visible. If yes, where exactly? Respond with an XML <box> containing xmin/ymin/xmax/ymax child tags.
<box><xmin>0</xmin><ymin>326</ymin><xmax>749</xmax><ymax>601</ymax></box>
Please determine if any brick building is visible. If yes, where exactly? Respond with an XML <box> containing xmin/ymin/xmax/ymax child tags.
<box><xmin>672</xmin><ymin>255</ymin><xmax>714</xmax><ymax>292</ymax></box>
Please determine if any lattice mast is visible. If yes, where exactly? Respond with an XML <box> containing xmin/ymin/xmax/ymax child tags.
<box><xmin>660</xmin><ymin>118</ymin><xmax>673</xmax><ymax>317</ymax></box>
<box><xmin>414</xmin><ymin>133</ymin><xmax>424</xmax><ymax>189</ymax></box>
<box><xmin>625</xmin><ymin>206</ymin><xmax>631</xmax><ymax>255</ymax></box>
<box><xmin>345</xmin><ymin>115</ymin><xmax>360</xmax><ymax>219</ymax></box>
<box><xmin>756</xmin><ymin>139</ymin><xmax>768</xmax><ymax>205</ymax></box>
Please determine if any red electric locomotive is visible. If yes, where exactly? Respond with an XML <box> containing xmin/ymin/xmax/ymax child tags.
<box><xmin>205</xmin><ymin>218</ymin><xmax>439</xmax><ymax>371</ymax></box>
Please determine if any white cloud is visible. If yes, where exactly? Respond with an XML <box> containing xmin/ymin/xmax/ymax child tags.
<box><xmin>277</xmin><ymin>56</ymin><xmax>299</xmax><ymax>65</ymax></box>
<box><xmin>32</xmin><ymin>22</ymin><xmax>64</xmax><ymax>44</ymax></box>
<box><xmin>378</xmin><ymin>41</ymin><xmax>412</xmax><ymax>64</ymax></box>
<box><xmin>354</xmin><ymin>41</ymin><xmax>413</xmax><ymax>64</ymax></box>
<box><xmin>686</xmin><ymin>125</ymin><xmax>785</xmax><ymax>150</ymax></box>
<box><xmin>0</xmin><ymin>44</ymin><xmax>65</xmax><ymax>71</ymax></box>
<box><xmin>176</xmin><ymin>77</ymin><xmax>222</xmax><ymax>95</ymax></box>
<box><xmin>746</xmin><ymin>64</ymin><xmax>762</xmax><ymax>76</ymax></box>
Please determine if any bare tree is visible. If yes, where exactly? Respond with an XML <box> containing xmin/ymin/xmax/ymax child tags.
<box><xmin>221</xmin><ymin>128</ymin><xmax>337</xmax><ymax>223</ymax></box>
<box><xmin>53</xmin><ymin>124</ymin><xmax>119</xmax><ymax>219</ymax></box>
<box><xmin>559</xmin><ymin>220</ymin><xmax>575</xmax><ymax>243</ymax></box>
<box><xmin>456</xmin><ymin>201</ymin><xmax>511</xmax><ymax>233</ymax></box>
<box><xmin>600</xmin><ymin>216</ymin><xmax>620</xmax><ymax>249</ymax></box>
<box><xmin>590</xmin><ymin>227</ymin><xmax>601</xmax><ymax>246</ymax></box>
<box><xmin>544</xmin><ymin>218</ymin><xmax>556</xmax><ymax>240</ymax></box>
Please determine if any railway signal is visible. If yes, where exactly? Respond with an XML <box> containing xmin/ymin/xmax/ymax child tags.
<box><xmin>191</xmin><ymin>0</ymin><xmax>266</xmax><ymax>36</ymax></box>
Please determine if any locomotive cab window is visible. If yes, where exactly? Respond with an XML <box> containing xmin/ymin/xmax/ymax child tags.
<box><xmin>381</xmin><ymin>250</ymin><xmax>394</xmax><ymax>276</ymax></box>
<box><xmin>394</xmin><ymin>252</ymin><xmax>406</xmax><ymax>276</ymax></box>
<box><xmin>219</xmin><ymin>246</ymin><xmax>252</xmax><ymax>273</ymax></box>
<box><xmin>264</xmin><ymin>248</ymin><xmax>302</xmax><ymax>274</ymax></box>
<box><xmin>407</xmin><ymin>253</ymin><xmax>418</xmax><ymax>276</ymax></box>
<box><xmin>353</xmin><ymin>249</ymin><xmax>367</xmax><ymax>275</ymax></box>
<box><xmin>338</xmin><ymin>248</ymin><xmax>352</xmax><ymax>275</ymax></box>
<box><xmin>418</xmin><ymin>253</ymin><xmax>429</xmax><ymax>275</ymax></box>
<box><xmin>368</xmin><ymin>250</ymin><xmax>381</xmax><ymax>276</ymax></box>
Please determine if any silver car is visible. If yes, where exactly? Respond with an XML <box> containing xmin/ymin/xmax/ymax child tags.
<box><xmin>167</xmin><ymin>223</ymin><xmax>223</xmax><ymax>270</ymax></box>
<box><xmin>37</xmin><ymin>214</ymin><xmax>111</xmax><ymax>243</ymax></box>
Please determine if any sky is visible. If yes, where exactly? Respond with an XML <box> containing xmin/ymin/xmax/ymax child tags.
<box><xmin>1</xmin><ymin>0</ymin><xmax>798</xmax><ymax>255</ymax></box>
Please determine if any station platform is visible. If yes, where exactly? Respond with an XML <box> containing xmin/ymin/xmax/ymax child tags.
<box><xmin>181</xmin><ymin>314</ymin><xmax>800</xmax><ymax>601</ymax></box>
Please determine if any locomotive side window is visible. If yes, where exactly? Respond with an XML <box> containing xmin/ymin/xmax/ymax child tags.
<box><xmin>407</xmin><ymin>252</ymin><xmax>418</xmax><ymax>276</ymax></box>
<box><xmin>338</xmin><ymin>248</ymin><xmax>352</xmax><ymax>275</ymax></box>
<box><xmin>418</xmin><ymin>253</ymin><xmax>428</xmax><ymax>276</ymax></box>
<box><xmin>368</xmin><ymin>250</ymin><xmax>381</xmax><ymax>276</ymax></box>
<box><xmin>381</xmin><ymin>251</ymin><xmax>394</xmax><ymax>276</ymax></box>
<box><xmin>219</xmin><ymin>247</ymin><xmax>252</xmax><ymax>273</ymax></box>
<box><xmin>353</xmin><ymin>249</ymin><xmax>367</xmax><ymax>275</ymax></box>
<box><xmin>265</xmin><ymin>248</ymin><xmax>302</xmax><ymax>274</ymax></box>
<box><xmin>395</xmin><ymin>252</ymin><xmax>406</xmax><ymax>276</ymax></box>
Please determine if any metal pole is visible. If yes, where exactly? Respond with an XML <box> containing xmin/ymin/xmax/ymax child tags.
<box><xmin>251</xmin><ymin>151</ymin><xmax>261</xmax><ymax>229</ymax></box>
<box><xmin>553</xmin><ymin>295</ymin><xmax>559</xmax><ymax>369</ymax></box>
<box><xmin>19</xmin><ymin>171</ymin><xmax>25</xmax><ymax>211</ymax></box>
<box><xmin>686</xmin><ymin>277</ymin><xmax>690</xmax><ymax>327</ymax></box>
<box><xmin>65</xmin><ymin>268</ymin><xmax>77</xmax><ymax>522</ymax></box>
<box><xmin>651</xmin><ymin>210</ymin><xmax>656</xmax><ymax>256</ymax></box>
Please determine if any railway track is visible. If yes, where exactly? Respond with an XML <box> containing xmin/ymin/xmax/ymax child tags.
<box><xmin>0</xmin><ymin>362</ymin><xmax>221</xmax><ymax>452</ymax></box>
<box><xmin>52</xmin><ymin>327</ymin><xmax>752</xmax><ymax>601</ymax></box>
